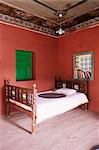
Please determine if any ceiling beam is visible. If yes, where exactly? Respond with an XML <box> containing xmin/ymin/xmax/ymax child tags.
<box><xmin>33</xmin><ymin>0</ymin><xmax>57</xmax><ymax>12</ymax></box>
<box><xmin>33</xmin><ymin>0</ymin><xmax>88</xmax><ymax>15</ymax></box>
<box><xmin>63</xmin><ymin>0</ymin><xmax>88</xmax><ymax>12</ymax></box>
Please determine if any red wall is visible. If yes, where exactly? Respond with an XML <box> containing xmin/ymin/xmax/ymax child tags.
<box><xmin>57</xmin><ymin>26</ymin><xmax>99</xmax><ymax>113</ymax></box>
<box><xmin>0</xmin><ymin>23</ymin><xmax>58</xmax><ymax>115</ymax></box>
<box><xmin>0</xmin><ymin>22</ymin><xmax>99</xmax><ymax>116</ymax></box>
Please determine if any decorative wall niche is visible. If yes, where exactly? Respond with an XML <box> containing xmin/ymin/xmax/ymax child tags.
<box><xmin>73</xmin><ymin>51</ymin><xmax>94</xmax><ymax>80</ymax></box>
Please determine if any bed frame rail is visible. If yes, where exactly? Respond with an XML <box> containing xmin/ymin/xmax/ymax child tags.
<box><xmin>55</xmin><ymin>79</ymin><xmax>89</xmax><ymax>109</ymax></box>
<box><xmin>55</xmin><ymin>79</ymin><xmax>88</xmax><ymax>96</ymax></box>
<box><xmin>4</xmin><ymin>79</ymin><xmax>37</xmax><ymax>134</ymax></box>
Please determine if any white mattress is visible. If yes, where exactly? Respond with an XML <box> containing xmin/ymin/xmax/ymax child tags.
<box><xmin>9</xmin><ymin>91</ymin><xmax>89</xmax><ymax>124</ymax></box>
<box><xmin>36</xmin><ymin>91</ymin><xmax>89</xmax><ymax>124</ymax></box>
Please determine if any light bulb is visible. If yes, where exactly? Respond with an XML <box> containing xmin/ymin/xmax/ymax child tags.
<box><xmin>56</xmin><ymin>28</ymin><xmax>65</xmax><ymax>35</ymax></box>
<box><xmin>59</xmin><ymin>13</ymin><xmax>63</xmax><ymax>17</ymax></box>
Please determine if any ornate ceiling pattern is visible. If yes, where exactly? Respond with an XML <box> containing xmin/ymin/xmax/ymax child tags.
<box><xmin>0</xmin><ymin>1</ymin><xmax>99</xmax><ymax>36</ymax></box>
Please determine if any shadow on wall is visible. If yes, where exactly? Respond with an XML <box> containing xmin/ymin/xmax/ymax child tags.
<box><xmin>90</xmin><ymin>145</ymin><xmax>99</xmax><ymax>150</ymax></box>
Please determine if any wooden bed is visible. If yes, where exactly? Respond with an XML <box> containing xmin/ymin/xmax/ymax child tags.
<box><xmin>4</xmin><ymin>79</ymin><xmax>89</xmax><ymax>134</ymax></box>
<box><xmin>4</xmin><ymin>79</ymin><xmax>37</xmax><ymax>134</ymax></box>
<box><xmin>55</xmin><ymin>79</ymin><xmax>89</xmax><ymax>109</ymax></box>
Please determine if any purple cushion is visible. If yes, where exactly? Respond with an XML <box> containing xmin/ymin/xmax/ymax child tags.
<box><xmin>38</xmin><ymin>93</ymin><xmax>66</xmax><ymax>98</ymax></box>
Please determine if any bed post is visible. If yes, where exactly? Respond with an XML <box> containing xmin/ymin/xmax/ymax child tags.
<box><xmin>84</xmin><ymin>80</ymin><xmax>89</xmax><ymax>110</ymax></box>
<box><xmin>31</xmin><ymin>83</ymin><xmax>37</xmax><ymax>134</ymax></box>
<box><xmin>4</xmin><ymin>79</ymin><xmax>10</xmax><ymax>116</ymax></box>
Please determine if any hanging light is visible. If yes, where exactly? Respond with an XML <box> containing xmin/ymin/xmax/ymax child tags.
<box><xmin>56</xmin><ymin>11</ymin><xmax>65</xmax><ymax>35</ymax></box>
<box><xmin>57</xmin><ymin>10</ymin><xmax>63</xmax><ymax>18</ymax></box>
<box><xmin>56</xmin><ymin>27</ymin><xmax>65</xmax><ymax>35</ymax></box>
<box><xmin>58</xmin><ymin>12</ymin><xmax>63</xmax><ymax>18</ymax></box>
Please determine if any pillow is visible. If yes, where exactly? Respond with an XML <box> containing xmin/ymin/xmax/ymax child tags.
<box><xmin>55</xmin><ymin>88</ymin><xmax>77</xmax><ymax>96</ymax></box>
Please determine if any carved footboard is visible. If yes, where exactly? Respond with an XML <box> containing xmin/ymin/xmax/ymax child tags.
<box><xmin>4</xmin><ymin>79</ymin><xmax>37</xmax><ymax>134</ymax></box>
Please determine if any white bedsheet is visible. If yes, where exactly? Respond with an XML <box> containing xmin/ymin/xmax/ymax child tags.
<box><xmin>9</xmin><ymin>91</ymin><xmax>89</xmax><ymax>124</ymax></box>
<box><xmin>36</xmin><ymin>91</ymin><xmax>89</xmax><ymax>124</ymax></box>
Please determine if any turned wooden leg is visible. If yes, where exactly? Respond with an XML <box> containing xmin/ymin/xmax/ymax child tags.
<box><xmin>31</xmin><ymin>83</ymin><xmax>37</xmax><ymax>134</ymax></box>
<box><xmin>6</xmin><ymin>102</ymin><xmax>10</xmax><ymax>116</ymax></box>
<box><xmin>31</xmin><ymin>121</ymin><xmax>36</xmax><ymax>134</ymax></box>
<box><xmin>31</xmin><ymin>113</ymin><xmax>36</xmax><ymax>134</ymax></box>
<box><xmin>84</xmin><ymin>103</ymin><xmax>88</xmax><ymax>110</ymax></box>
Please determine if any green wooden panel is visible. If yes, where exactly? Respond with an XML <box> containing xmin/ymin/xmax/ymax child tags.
<box><xmin>16</xmin><ymin>50</ymin><xmax>33</xmax><ymax>81</ymax></box>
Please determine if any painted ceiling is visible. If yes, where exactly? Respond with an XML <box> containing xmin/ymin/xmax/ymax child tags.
<box><xmin>0</xmin><ymin>0</ymin><xmax>99</xmax><ymax>36</ymax></box>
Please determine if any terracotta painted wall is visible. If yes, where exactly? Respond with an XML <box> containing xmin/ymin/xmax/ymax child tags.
<box><xmin>0</xmin><ymin>23</ymin><xmax>58</xmax><ymax>116</ymax></box>
<box><xmin>0</xmin><ymin>22</ymin><xmax>99</xmax><ymax>116</ymax></box>
<box><xmin>57</xmin><ymin>26</ymin><xmax>99</xmax><ymax>113</ymax></box>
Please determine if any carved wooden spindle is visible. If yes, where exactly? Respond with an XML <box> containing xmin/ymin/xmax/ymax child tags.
<box><xmin>31</xmin><ymin>83</ymin><xmax>37</xmax><ymax>133</ymax></box>
<box><xmin>5</xmin><ymin>79</ymin><xmax>10</xmax><ymax>116</ymax></box>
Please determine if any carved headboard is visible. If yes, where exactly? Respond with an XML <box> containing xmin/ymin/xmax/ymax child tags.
<box><xmin>55</xmin><ymin>79</ymin><xmax>89</xmax><ymax>98</ymax></box>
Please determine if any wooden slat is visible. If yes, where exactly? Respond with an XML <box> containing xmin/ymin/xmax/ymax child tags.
<box><xmin>4</xmin><ymin>79</ymin><xmax>37</xmax><ymax>134</ymax></box>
